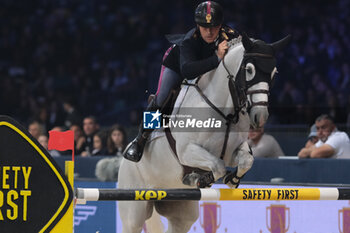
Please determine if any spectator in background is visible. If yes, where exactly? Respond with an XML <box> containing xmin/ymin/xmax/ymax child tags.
<box><xmin>248</xmin><ymin>126</ymin><xmax>284</xmax><ymax>158</ymax></box>
<box><xmin>1</xmin><ymin>0</ymin><xmax>350</xmax><ymax>127</ymax></box>
<box><xmin>303</xmin><ymin>124</ymin><xmax>319</xmax><ymax>149</ymax></box>
<box><xmin>48</xmin><ymin>126</ymin><xmax>66</xmax><ymax>156</ymax></box>
<box><xmin>80</xmin><ymin>116</ymin><xmax>99</xmax><ymax>156</ymax></box>
<box><xmin>89</xmin><ymin>131</ymin><xmax>108</xmax><ymax>156</ymax></box>
<box><xmin>38</xmin><ymin>134</ymin><xmax>48</xmax><ymax>149</ymax></box>
<box><xmin>38</xmin><ymin>133</ymin><xmax>60</xmax><ymax>156</ymax></box>
<box><xmin>298</xmin><ymin>114</ymin><xmax>350</xmax><ymax>159</ymax></box>
<box><xmin>63</xmin><ymin>98</ymin><xmax>82</xmax><ymax>129</ymax></box>
<box><xmin>50</xmin><ymin>126</ymin><xmax>65</xmax><ymax>132</ymax></box>
<box><xmin>28</xmin><ymin>120</ymin><xmax>44</xmax><ymax>140</ymax></box>
<box><xmin>95</xmin><ymin>124</ymin><xmax>127</xmax><ymax>181</ymax></box>
<box><xmin>70</xmin><ymin>124</ymin><xmax>85</xmax><ymax>155</ymax></box>
<box><xmin>107</xmin><ymin>124</ymin><xmax>127</xmax><ymax>157</ymax></box>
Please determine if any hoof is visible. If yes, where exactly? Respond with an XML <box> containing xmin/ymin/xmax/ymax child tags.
<box><xmin>182</xmin><ymin>172</ymin><xmax>201</xmax><ymax>187</ymax></box>
<box><xmin>196</xmin><ymin>171</ymin><xmax>215</xmax><ymax>188</ymax></box>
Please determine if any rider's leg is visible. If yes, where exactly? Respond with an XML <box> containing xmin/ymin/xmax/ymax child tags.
<box><xmin>123</xmin><ymin>67</ymin><xmax>182</xmax><ymax>162</ymax></box>
<box><xmin>154</xmin><ymin>67</ymin><xmax>183</xmax><ymax>106</ymax></box>
<box><xmin>123</xmin><ymin>98</ymin><xmax>158</xmax><ymax>162</ymax></box>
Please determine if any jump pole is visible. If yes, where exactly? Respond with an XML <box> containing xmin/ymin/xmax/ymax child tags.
<box><xmin>75</xmin><ymin>187</ymin><xmax>350</xmax><ymax>202</ymax></box>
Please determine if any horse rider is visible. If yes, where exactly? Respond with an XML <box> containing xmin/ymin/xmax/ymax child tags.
<box><xmin>123</xmin><ymin>1</ymin><xmax>241</xmax><ymax>162</ymax></box>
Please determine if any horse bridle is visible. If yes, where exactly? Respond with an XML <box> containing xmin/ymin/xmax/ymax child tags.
<box><xmin>244</xmin><ymin>53</ymin><xmax>275</xmax><ymax>108</ymax></box>
<box><xmin>183</xmin><ymin>51</ymin><xmax>274</xmax><ymax>160</ymax></box>
<box><xmin>223</xmin><ymin>52</ymin><xmax>274</xmax><ymax>112</ymax></box>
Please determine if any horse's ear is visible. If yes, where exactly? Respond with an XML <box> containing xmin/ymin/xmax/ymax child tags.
<box><xmin>271</xmin><ymin>35</ymin><xmax>292</xmax><ymax>53</ymax></box>
<box><xmin>242</xmin><ymin>32</ymin><xmax>253</xmax><ymax>51</ymax></box>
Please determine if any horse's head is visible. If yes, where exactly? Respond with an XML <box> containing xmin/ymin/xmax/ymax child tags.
<box><xmin>228</xmin><ymin>32</ymin><xmax>291</xmax><ymax>128</ymax></box>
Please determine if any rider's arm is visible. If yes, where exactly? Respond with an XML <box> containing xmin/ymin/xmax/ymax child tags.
<box><xmin>179</xmin><ymin>39</ymin><xmax>220</xmax><ymax>80</ymax></box>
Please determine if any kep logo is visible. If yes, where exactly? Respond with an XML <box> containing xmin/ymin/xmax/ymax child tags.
<box><xmin>143</xmin><ymin>110</ymin><xmax>161</xmax><ymax>129</ymax></box>
<box><xmin>134</xmin><ymin>190</ymin><xmax>167</xmax><ymax>200</ymax></box>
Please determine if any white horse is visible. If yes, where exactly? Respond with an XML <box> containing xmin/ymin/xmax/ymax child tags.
<box><xmin>118</xmin><ymin>33</ymin><xmax>290</xmax><ymax>233</ymax></box>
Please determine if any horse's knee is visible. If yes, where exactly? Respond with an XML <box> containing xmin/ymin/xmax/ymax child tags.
<box><xmin>239</xmin><ymin>154</ymin><xmax>254</xmax><ymax>171</ymax></box>
<box><xmin>236</xmin><ymin>141</ymin><xmax>254</xmax><ymax>171</ymax></box>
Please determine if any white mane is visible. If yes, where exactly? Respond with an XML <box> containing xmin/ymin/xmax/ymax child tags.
<box><xmin>227</xmin><ymin>35</ymin><xmax>242</xmax><ymax>50</ymax></box>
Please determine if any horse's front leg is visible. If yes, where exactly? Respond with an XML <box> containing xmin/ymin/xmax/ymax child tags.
<box><xmin>179</xmin><ymin>143</ymin><xmax>226</xmax><ymax>187</ymax></box>
<box><xmin>224</xmin><ymin>141</ymin><xmax>254</xmax><ymax>188</ymax></box>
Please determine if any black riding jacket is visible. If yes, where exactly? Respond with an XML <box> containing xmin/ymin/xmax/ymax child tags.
<box><xmin>163</xmin><ymin>25</ymin><xmax>240</xmax><ymax>80</ymax></box>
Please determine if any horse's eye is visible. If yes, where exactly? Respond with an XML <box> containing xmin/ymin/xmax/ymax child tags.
<box><xmin>271</xmin><ymin>67</ymin><xmax>278</xmax><ymax>79</ymax></box>
<box><xmin>247</xmin><ymin>67</ymin><xmax>253</xmax><ymax>74</ymax></box>
<box><xmin>245</xmin><ymin>63</ymin><xmax>256</xmax><ymax>81</ymax></box>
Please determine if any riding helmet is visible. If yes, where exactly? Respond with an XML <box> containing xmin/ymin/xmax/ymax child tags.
<box><xmin>195</xmin><ymin>1</ymin><xmax>224</xmax><ymax>28</ymax></box>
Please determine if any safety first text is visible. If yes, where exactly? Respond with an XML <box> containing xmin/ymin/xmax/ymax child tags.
<box><xmin>0</xmin><ymin>166</ymin><xmax>32</xmax><ymax>221</ymax></box>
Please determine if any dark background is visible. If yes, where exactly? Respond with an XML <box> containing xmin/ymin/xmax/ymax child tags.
<box><xmin>0</xmin><ymin>0</ymin><xmax>349</xmax><ymax>129</ymax></box>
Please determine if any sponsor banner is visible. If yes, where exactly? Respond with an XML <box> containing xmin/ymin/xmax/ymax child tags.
<box><xmin>220</xmin><ymin>188</ymin><xmax>319</xmax><ymax>200</ymax></box>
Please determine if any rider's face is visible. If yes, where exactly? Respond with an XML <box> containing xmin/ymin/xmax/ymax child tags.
<box><xmin>198</xmin><ymin>25</ymin><xmax>221</xmax><ymax>43</ymax></box>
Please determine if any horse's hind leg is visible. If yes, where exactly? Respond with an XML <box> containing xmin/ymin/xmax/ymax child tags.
<box><xmin>225</xmin><ymin>141</ymin><xmax>254</xmax><ymax>188</ymax></box>
<box><xmin>119</xmin><ymin>201</ymin><xmax>153</xmax><ymax>233</ymax></box>
<box><xmin>155</xmin><ymin>201</ymin><xmax>198</xmax><ymax>233</ymax></box>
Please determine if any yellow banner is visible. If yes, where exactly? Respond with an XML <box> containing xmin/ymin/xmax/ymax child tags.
<box><xmin>220</xmin><ymin>188</ymin><xmax>321</xmax><ymax>201</ymax></box>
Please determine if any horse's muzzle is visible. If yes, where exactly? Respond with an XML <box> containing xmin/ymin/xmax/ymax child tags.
<box><xmin>249</xmin><ymin>106</ymin><xmax>269</xmax><ymax>128</ymax></box>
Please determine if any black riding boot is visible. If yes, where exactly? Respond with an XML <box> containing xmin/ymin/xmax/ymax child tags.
<box><xmin>123</xmin><ymin>100</ymin><xmax>159</xmax><ymax>162</ymax></box>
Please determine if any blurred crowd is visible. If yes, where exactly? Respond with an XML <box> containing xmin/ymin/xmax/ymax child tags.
<box><xmin>29</xmin><ymin>115</ymin><xmax>127</xmax><ymax>157</ymax></box>
<box><xmin>1</xmin><ymin>0</ymin><xmax>350</xmax><ymax>131</ymax></box>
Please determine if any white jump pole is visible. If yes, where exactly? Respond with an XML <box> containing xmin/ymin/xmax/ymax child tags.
<box><xmin>75</xmin><ymin>187</ymin><xmax>350</xmax><ymax>202</ymax></box>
